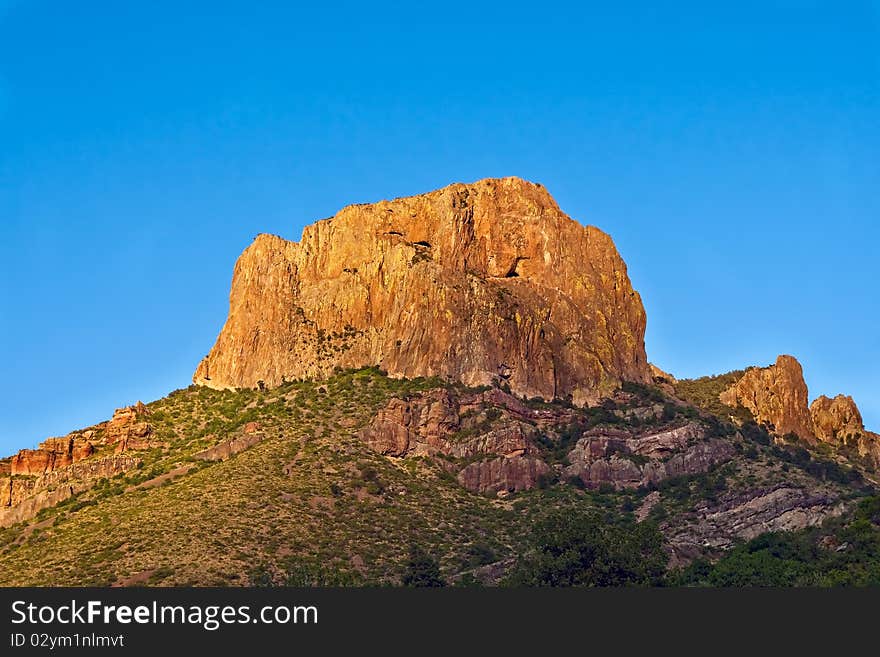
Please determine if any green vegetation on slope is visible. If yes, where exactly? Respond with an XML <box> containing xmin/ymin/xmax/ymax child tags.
<box><xmin>0</xmin><ymin>369</ymin><xmax>655</xmax><ymax>586</ymax></box>
<box><xmin>0</xmin><ymin>366</ymin><xmax>877</xmax><ymax>588</ymax></box>
<box><xmin>671</xmin><ymin>496</ymin><xmax>880</xmax><ymax>586</ymax></box>
<box><xmin>674</xmin><ymin>370</ymin><xmax>752</xmax><ymax>423</ymax></box>
<box><xmin>502</xmin><ymin>509</ymin><xmax>666</xmax><ymax>586</ymax></box>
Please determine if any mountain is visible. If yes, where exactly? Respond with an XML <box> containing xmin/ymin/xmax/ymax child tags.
<box><xmin>193</xmin><ymin>177</ymin><xmax>650</xmax><ymax>403</ymax></box>
<box><xmin>1</xmin><ymin>177</ymin><xmax>879</xmax><ymax>587</ymax></box>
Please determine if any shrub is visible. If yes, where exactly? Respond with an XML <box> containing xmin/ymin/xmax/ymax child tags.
<box><xmin>741</xmin><ymin>421</ymin><xmax>772</xmax><ymax>446</ymax></box>
<box><xmin>463</xmin><ymin>542</ymin><xmax>498</xmax><ymax>569</ymax></box>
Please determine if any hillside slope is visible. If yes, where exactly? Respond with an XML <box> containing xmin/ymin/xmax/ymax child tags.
<box><xmin>1</xmin><ymin>368</ymin><xmax>877</xmax><ymax>586</ymax></box>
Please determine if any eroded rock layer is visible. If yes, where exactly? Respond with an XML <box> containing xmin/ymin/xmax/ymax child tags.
<box><xmin>357</xmin><ymin>388</ymin><xmax>736</xmax><ymax>494</ymax></box>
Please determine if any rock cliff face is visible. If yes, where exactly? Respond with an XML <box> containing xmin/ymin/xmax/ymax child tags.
<box><xmin>357</xmin><ymin>388</ymin><xmax>567</xmax><ymax>493</ymax></box>
<box><xmin>811</xmin><ymin>395</ymin><xmax>864</xmax><ymax>443</ymax></box>
<box><xmin>810</xmin><ymin>395</ymin><xmax>880</xmax><ymax>463</ymax></box>
<box><xmin>717</xmin><ymin>356</ymin><xmax>879</xmax><ymax>463</ymax></box>
<box><xmin>0</xmin><ymin>455</ymin><xmax>141</xmax><ymax>527</ymax></box>
<box><xmin>10</xmin><ymin>436</ymin><xmax>95</xmax><ymax>475</ymax></box>
<box><xmin>105</xmin><ymin>402</ymin><xmax>164</xmax><ymax>453</ymax></box>
<box><xmin>194</xmin><ymin>177</ymin><xmax>650</xmax><ymax>402</ymax></box>
<box><xmin>664</xmin><ymin>485</ymin><xmax>847</xmax><ymax>564</ymax></box>
<box><xmin>562</xmin><ymin>423</ymin><xmax>736</xmax><ymax>490</ymax></box>
<box><xmin>719</xmin><ymin>355</ymin><xmax>815</xmax><ymax>439</ymax></box>
<box><xmin>358</xmin><ymin>388</ymin><xmax>737</xmax><ymax>494</ymax></box>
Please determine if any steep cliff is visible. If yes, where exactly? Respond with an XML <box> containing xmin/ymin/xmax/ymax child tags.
<box><xmin>194</xmin><ymin>177</ymin><xmax>650</xmax><ymax>402</ymax></box>
<box><xmin>719</xmin><ymin>355</ymin><xmax>815</xmax><ymax>439</ymax></box>
<box><xmin>716</xmin><ymin>357</ymin><xmax>879</xmax><ymax>465</ymax></box>
<box><xmin>0</xmin><ymin>402</ymin><xmax>160</xmax><ymax>527</ymax></box>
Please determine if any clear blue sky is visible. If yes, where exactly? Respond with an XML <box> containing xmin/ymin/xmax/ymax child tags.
<box><xmin>1</xmin><ymin>1</ymin><xmax>878</xmax><ymax>453</ymax></box>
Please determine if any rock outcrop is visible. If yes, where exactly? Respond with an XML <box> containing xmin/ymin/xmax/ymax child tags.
<box><xmin>457</xmin><ymin>457</ymin><xmax>550</xmax><ymax>495</ymax></box>
<box><xmin>649</xmin><ymin>363</ymin><xmax>676</xmax><ymax>384</ymax></box>
<box><xmin>811</xmin><ymin>395</ymin><xmax>865</xmax><ymax>444</ymax></box>
<box><xmin>719</xmin><ymin>355</ymin><xmax>815</xmax><ymax>439</ymax></box>
<box><xmin>562</xmin><ymin>423</ymin><xmax>736</xmax><ymax>490</ymax></box>
<box><xmin>194</xmin><ymin>424</ymin><xmax>266</xmax><ymax>462</ymax></box>
<box><xmin>10</xmin><ymin>435</ymin><xmax>95</xmax><ymax>475</ymax></box>
<box><xmin>194</xmin><ymin>177</ymin><xmax>650</xmax><ymax>402</ymax></box>
<box><xmin>0</xmin><ymin>400</ymin><xmax>163</xmax><ymax>528</ymax></box>
<box><xmin>717</xmin><ymin>356</ymin><xmax>879</xmax><ymax>464</ymax></box>
<box><xmin>359</xmin><ymin>388</ymin><xmax>737</xmax><ymax>494</ymax></box>
<box><xmin>664</xmin><ymin>485</ymin><xmax>847</xmax><ymax>564</ymax></box>
<box><xmin>811</xmin><ymin>395</ymin><xmax>880</xmax><ymax>463</ymax></box>
<box><xmin>106</xmin><ymin>402</ymin><xmax>163</xmax><ymax>453</ymax></box>
<box><xmin>357</xmin><ymin>388</ymin><xmax>565</xmax><ymax>493</ymax></box>
<box><xmin>0</xmin><ymin>455</ymin><xmax>141</xmax><ymax>527</ymax></box>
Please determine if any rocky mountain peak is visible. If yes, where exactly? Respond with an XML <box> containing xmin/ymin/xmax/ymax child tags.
<box><xmin>194</xmin><ymin>177</ymin><xmax>650</xmax><ymax>402</ymax></box>
<box><xmin>717</xmin><ymin>356</ymin><xmax>879</xmax><ymax>463</ymax></box>
<box><xmin>719</xmin><ymin>354</ymin><xmax>815</xmax><ymax>439</ymax></box>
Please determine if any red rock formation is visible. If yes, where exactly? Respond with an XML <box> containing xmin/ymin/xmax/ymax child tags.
<box><xmin>358</xmin><ymin>387</ymin><xmax>574</xmax><ymax>460</ymax></box>
<box><xmin>10</xmin><ymin>436</ymin><xmax>95</xmax><ymax>476</ymax></box>
<box><xmin>811</xmin><ymin>395</ymin><xmax>864</xmax><ymax>444</ymax></box>
<box><xmin>810</xmin><ymin>394</ymin><xmax>880</xmax><ymax>463</ymax></box>
<box><xmin>194</xmin><ymin>177</ymin><xmax>650</xmax><ymax>402</ymax></box>
<box><xmin>106</xmin><ymin>402</ymin><xmax>163</xmax><ymax>453</ymax></box>
<box><xmin>717</xmin><ymin>356</ymin><xmax>879</xmax><ymax>464</ymax></box>
<box><xmin>360</xmin><ymin>389</ymin><xmax>737</xmax><ymax>493</ymax></box>
<box><xmin>0</xmin><ymin>455</ymin><xmax>142</xmax><ymax>527</ymax></box>
<box><xmin>719</xmin><ymin>355</ymin><xmax>815</xmax><ymax>439</ymax></box>
<box><xmin>358</xmin><ymin>388</ymin><xmax>562</xmax><ymax>492</ymax></box>
<box><xmin>358</xmin><ymin>389</ymin><xmax>461</xmax><ymax>457</ymax></box>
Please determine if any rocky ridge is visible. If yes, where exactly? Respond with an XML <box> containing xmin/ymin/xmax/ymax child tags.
<box><xmin>0</xmin><ymin>177</ymin><xmax>877</xmax><ymax>585</ymax></box>
<box><xmin>0</xmin><ymin>402</ymin><xmax>160</xmax><ymax>527</ymax></box>
<box><xmin>717</xmin><ymin>355</ymin><xmax>879</xmax><ymax>463</ymax></box>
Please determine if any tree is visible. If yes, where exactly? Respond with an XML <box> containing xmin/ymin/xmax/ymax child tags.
<box><xmin>402</xmin><ymin>545</ymin><xmax>445</xmax><ymax>587</ymax></box>
<box><xmin>503</xmin><ymin>510</ymin><xmax>667</xmax><ymax>587</ymax></box>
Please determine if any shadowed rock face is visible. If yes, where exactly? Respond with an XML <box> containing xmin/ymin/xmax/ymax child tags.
<box><xmin>356</xmin><ymin>388</ymin><xmax>565</xmax><ymax>493</ymax></box>
<box><xmin>357</xmin><ymin>389</ymin><xmax>738</xmax><ymax>495</ymax></box>
<box><xmin>194</xmin><ymin>177</ymin><xmax>650</xmax><ymax>402</ymax></box>
<box><xmin>664</xmin><ymin>485</ymin><xmax>847</xmax><ymax>565</ymax></box>
<box><xmin>457</xmin><ymin>457</ymin><xmax>551</xmax><ymax>495</ymax></box>
<box><xmin>719</xmin><ymin>355</ymin><xmax>815</xmax><ymax>439</ymax></box>
<box><xmin>562</xmin><ymin>423</ymin><xmax>736</xmax><ymax>490</ymax></box>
